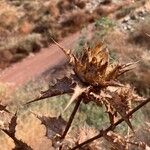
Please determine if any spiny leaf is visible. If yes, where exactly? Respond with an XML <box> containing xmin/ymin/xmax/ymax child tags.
<box><xmin>33</xmin><ymin>113</ymin><xmax>67</xmax><ymax>139</ymax></box>
<box><xmin>106</xmin><ymin>91</ymin><xmax>134</xmax><ymax>131</ymax></box>
<box><xmin>26</xmin><ymin>77</ymin><xmax>76</xmax><ymax>104</ymax></box>
<box><xmin>2</xmin><ymin>129</ymin><xmax>33</xmax><ymax>150</ymax></box>
<box><xmin>1</xmin><ymin>113</ymin><xmax>32</xmax><ymax>150</ymax></box>
<box><xmin>103</xmin><ymin>98</ymin><xmax>118</xmax><ymax>125</ymax></box>
<box><xmin>117</xmin><ymin>62</ymin><xmax>138</xmax><ymax>77</ymax></box>
<box><xmin>71</xmin><ymin>98</ymin><xmax>150</xmax><ymax>150</ymax></box>
<box><xmin>9</xmin><ymin>112</ymin><xmax>17</xmax><ymax>137</ymax></box>
<box><xmin>51</xmin><ymin>37</ymin><xmax>77</xmax><ymax>64</ymax></box>
<box><xmin>105</xmin><ymin>64</ymin><xmax>122</xmax><ymax>81</ymax></box>
<box><xmin>99</xmin><ymin>87</ymin><xmax>134</xmax><ymax>130</ymax></box>
<box><xmin>0</xmin><ymin>104</ymin><xmax>10</xmax><ymax>113</ymax></box>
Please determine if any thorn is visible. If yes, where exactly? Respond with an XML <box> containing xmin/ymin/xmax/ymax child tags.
<box><xmin>50</xmin><ymin>37</ymin><xmax>73</xmax><ymax>58</ymax></box>
<box><xmin>50</xmin><ymin>37</ymin><xmax>77</xmax><ymax>65</ymax></box>
<box><xmin>63</xmin><ymin>85</ymin><xmax>87</xmax><ymax>111</ymax></box>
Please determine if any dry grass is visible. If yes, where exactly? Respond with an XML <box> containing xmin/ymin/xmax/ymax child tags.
<box><xmin>128</xmin><ymin>15</ymin><xmax>150</xmax><ymax>49</ymax></box>
<box><xmin>102</xmin><ymin>28</ymin><xmax>150</xmax><ymax>96</ymax></box>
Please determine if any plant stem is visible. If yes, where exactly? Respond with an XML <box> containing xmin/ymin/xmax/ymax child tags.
<box><xmin>61</xmin><ymin>99</ymin><xmax>82</xmax><ymax>139</ymax></box>
<box><xmin>71</xmin><ymin>97</ymin><xmax>150</xmax><ymax>150</ymax></box>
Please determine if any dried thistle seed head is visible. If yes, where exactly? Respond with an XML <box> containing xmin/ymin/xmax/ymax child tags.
<box><xmin>74</xmin><ymin>43</ymin><xmax>132</xmax><ymax>87</ymax></box>
<box><xmin>74</xmin><ymin>43</ymin><xmax>108</xmax><ymax>86</ymax></box>
<box><xmin>51</xmin><ymin>38</ymin><xmax>132</xmax><ymax>87</ymax></box>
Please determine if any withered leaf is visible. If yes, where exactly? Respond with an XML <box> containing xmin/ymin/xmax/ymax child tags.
<box><xmin>26</xmin><ymin>77</ymin><xmax>76</xmax><ymax>104</ymax></box>
<box><xmin>2</xmin><ymin>128</ymin><xmax>32</xmax><ymax>150</ymax></box>
<box><xmin>0</xmin><ymin>104</ymin><xmax>10</xmax><ymax>113</ymax></box>
<box><xmin>2</xmin><ymin>112</ymin><xmax>17</xmax><ymax>138</ymax></box>
<box><xmin>12</xmin><ymin>140</ymin><xmax>33</xmax><ymax>150</ymax></box>
<box><xmin>106</xmin><ymin>91</ymin><xmax>133</xmax><ymax>131</ymax></box>
<box><xmin>34</xmin><ymin>113</ymin><xmax>67</xmax><ymax>139</ymax></box>
<box><xmin>1</xmin><ymin>113</ymin><xmax>32</xmax><ymax>150</ymax></box>
<box><xmin>104</xmin><ymin>101</ymin><xmax>118</xmax><ymax>125</ymax></box>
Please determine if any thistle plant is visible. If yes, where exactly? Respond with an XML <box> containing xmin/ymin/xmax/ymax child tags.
<box><xmin>25</xmin><ymin>39</ymin><xmax>149</xmax><ymax>149</ymax></box>
<box><xmin>0</xmin><ymin>39</ymin><xmax>149</xmax><ymax>150</ymax></box>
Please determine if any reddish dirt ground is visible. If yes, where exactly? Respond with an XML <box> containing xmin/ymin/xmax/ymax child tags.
<box><xmin>0</xmin><ymin>31</ymin><xmax>81</xmax><ymax>89</ymax></box>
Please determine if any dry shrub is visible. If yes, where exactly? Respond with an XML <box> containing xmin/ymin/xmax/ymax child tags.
<box><xmin>0</xmin><ymin>1</ymin><xmax>19</xmax><ymax>32</ymax></box>
<box><xmin>115</xmin><ymin>0</ymin><xmax>146</xmax><ymax>19</ymax></box>
<box><xmin>128</xmin><ymin>15</ymin><xmax>150</xmax><ymax>48</ymax></box>
<box><xmin>0</xmin><ymin>33</ymin><xmax>46</xmax><ymax>66</ymax></box>
<box><xmin>0</xmin><ymin>1</ymin><xmax>149</xmax><ymax>149</ymax></box>
<box><xmin>19</xmin><ymin>21</ymin><xmax>34</xmax><ymax>35</ymax></box>
<box><xmin>0</xmin><ymin>0</ymin><xmax>133</xmax><ymax>69</ymax></box>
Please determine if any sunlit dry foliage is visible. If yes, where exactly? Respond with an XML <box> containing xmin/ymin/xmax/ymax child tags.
<box><xmin>28</xmin><ymin>40</ymin><xmax>135</xmax><ymax>128</ymax></box>
<box><xmin>24</xmin><ymin>40</ymin><xmax>149</xmax><ymax>149</ymax></box>
<box><xmin>0</xmin><ymin>40</ymin><xmax>149</xmax><ymax>149</ymax></box>
<box><xmin>0</xmin><ymin>1</ymin><xmax>150</xmax><ymax>149</ymax></box>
